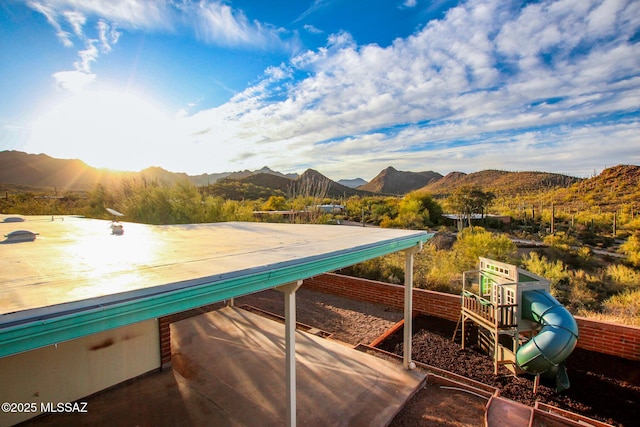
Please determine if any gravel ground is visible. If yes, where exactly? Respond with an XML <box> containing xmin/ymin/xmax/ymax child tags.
<box><xmin>238</xmin><ymin>288</ymin><xmax>639</xmax><ymax>427</ymax></box>
<box><xmin>237</xmin><ymin>288</ymin><xmax>404</xmax><ymax>345</ymax></box>
<box><xmin>379</xmin><ymin>316</ymin><xmax>639</xmax><ymax>427</ymax></box>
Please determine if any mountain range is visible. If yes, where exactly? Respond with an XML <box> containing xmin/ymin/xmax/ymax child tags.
<box><xmin>1</xmin><ymin>151</ymin><xmax>639</xmax><ymax>207</ymax></box>
<box><xmin>0</xmin><ymin>151</ymin><xmax>297</xmax><ymax>190</ymax></box>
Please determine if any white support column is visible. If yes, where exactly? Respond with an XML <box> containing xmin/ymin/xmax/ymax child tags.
<box><xmin>276</xmin><ymin>280</ymin><xmax>303</xmax><ymax>427</ymax></box>
<box><xmin>403</xmin><ymin>244</ymin><xmax>422</xmax><ymax>370</ymax></box>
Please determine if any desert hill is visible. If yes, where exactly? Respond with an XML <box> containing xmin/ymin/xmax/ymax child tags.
<box><xmin>0</xmin><ymin>151</ymin><xmax>298</xmax><ymax>191</ymax></box>
<box><xmin>201</xmin><ymin>168</ymin><xmax>373</xmax><ymax>201</ymax></box>
<box><xmin>358</xmin><ymin>166</ymin><xmax>442</xmax><ymax>194</ymax></box>
<box><xmin>337</xmin><ymin>178</ymin><xmax>367</xmax><ymax>188</ymax></box>
<box><xmin>0</xmin><ymin>150</ymin><xmax>116</xmax><ymax>190</ymax></box>
<box><xmin>295</xmin><ymin>169</ymin><xmax>370</xmax><ymax>198</ymax></box>
<box><xmin>420</xmin><ymin>169</ymin><xmax>580</xmax><ymax>197</ymax></box>
<box><xmin>551</xmin><ymin>164</ymin><xmax>640</xmax><ymax>210</ymax></box>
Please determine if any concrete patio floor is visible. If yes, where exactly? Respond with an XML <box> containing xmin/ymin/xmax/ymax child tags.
<box><xmin>21</xmin><ymin>306</ymin><xmax>426</xmax><ymax>426</ymax></box>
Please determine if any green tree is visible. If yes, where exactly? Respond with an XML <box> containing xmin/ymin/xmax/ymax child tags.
<box><xmin>453</xmin><ymin>226</ymin><xmax>516</xmax><ymax>267</ymax></box>
<box><xmin>380</xmin><ymin>191</ymin><xmax>442</xmax><ymax>229</ymax></box>
<box><xmin>170</xmin><ymin>180</ymin><xmax>203</xmax><ymax>223</ymax></box>
<box><xmin>447</xmin><ymin>186</ymin><xmax>495</xmax><ymax>228</ymax></box>
<box><xmin>262</xmin><ymin>195</ymin><xmax>288</xmax><ymax>211</ymax></box>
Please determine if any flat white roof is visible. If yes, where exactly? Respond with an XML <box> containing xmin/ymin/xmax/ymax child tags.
<box><xmin>0</xmin><ymin>216</ymin><xmax>431</xmax><ymax>357</ymax></box>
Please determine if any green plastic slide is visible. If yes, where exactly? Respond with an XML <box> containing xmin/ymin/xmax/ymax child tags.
<box><xmin>515</xmin><ymin>290</ymin><xmax>579</xmax><ymax>390</ymax></box>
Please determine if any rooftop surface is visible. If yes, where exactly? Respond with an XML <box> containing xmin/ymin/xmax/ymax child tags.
<box><xmin>0</xmin><ymin>216</ymin><xmax>431</xmax><ymax>357</ymax></box>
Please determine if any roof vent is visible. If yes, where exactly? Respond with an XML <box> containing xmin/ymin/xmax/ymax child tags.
<box><xmin>4</xmin><ymin>230</ymin><xmax>39</xmax><ymax>242</ymax></box>
<box><xmin>106</xmin><ymin>208</ymin><xmax>124</xmax><ymax>235</ymax></box>
<box><xmin>3</xmin><ymin>216</ymin><xmax>25</xmax><ymax>223</ymax></box>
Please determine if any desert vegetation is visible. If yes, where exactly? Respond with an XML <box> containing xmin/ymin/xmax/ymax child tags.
<box><xmin>2</xmin><ymin>166</ymin><xmax>639</xmax><ymax>326</ymax></box>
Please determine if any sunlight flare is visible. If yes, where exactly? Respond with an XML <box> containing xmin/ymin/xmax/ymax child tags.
<box><xmin>28</xmin><ymin>90</ymin><xmax>180</xmax><ymax>171</ymax></box>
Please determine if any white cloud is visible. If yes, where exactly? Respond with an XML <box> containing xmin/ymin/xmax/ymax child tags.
<box><xmin>32</xmin><ymin>0</ymin><xmax>174</xmax><ymax>30</ymax></box>
<box><xmin>23</xmin><ymin>0</ymin><xmax>640</xmax><ymax>178</ymax></box>
<box><xmin>74</xmin><ymin>39</ymin><xmax>98</xmax><ymax>73</ymax></box>
<box><xmin>25</xmin><ymin>0</ymin><xmax>301</xmax><ymax>121</ymax></box>
<box><xmin>29</xmin><ymin>0</ymin><xmax>296</xmax><ymax>50</ymax></box>
<box><xmin>169</xmin><ymin>0</ymin><xmax>640</xmax><ymax>178</ymax></box>
<box><xmin>303</xmin><ymin>24</ymin><xmax>323</xmax><ymax>34</ymax></box>
<box><xmin>190</xmin><ymin>1</ymin><xmax>282</xmax><ymax>48</ymax></box>
<box><xmin>51</xmin><ymin>70</ymin><xmax>96</xmax><ymax>92</ymax></box>
<box><xmin>28</xmin><ymin>1</ymin><xmax>125</xmax><ymax>92</ymax></box>
<box><xmin>97</xmin><ymin>20</ymin><xmax>120</xmax><ymax>52</ymax></box>
<box><xmin>62</xmin><ymin>10</ymin><xmax>85</xmax><ymax>37</ymax></box>
<box><xmin>28</xmin><ymin>0</ymin><xmax>73</xmax><ymax>46</ymax></box>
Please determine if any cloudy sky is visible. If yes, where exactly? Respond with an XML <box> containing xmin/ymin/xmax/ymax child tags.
<box><xmin>1</xmin><ymin>0</ymin><xmax>638</xmax><ymax>180</ymax></box>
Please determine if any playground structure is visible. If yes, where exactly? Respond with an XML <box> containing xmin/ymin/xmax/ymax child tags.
<box><xmin>456</xmin><ymin>257</ymin><xmax>579</xmax><ymax>391</ymax></box>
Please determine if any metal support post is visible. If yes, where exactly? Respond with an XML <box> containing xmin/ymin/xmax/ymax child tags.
<box><xmin>403</xmin><ymin>244</ymin><xmax>422</xmax><ymax>369</ymax></box>
<box><xmin>276</xmin><ymin>280</ymin><xmax>303</xmax><ymax>427</ymax></box>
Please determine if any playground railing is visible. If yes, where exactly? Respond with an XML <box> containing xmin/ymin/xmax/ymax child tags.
<box><xmin>496</xmin><ymin>303</ymin><xmax>518</xmax><ymax>328</ymax></box>
<box><xmin>462</xmin><ymin>291</ymin><xmax>518</xmax><ymax>328</ymax></box>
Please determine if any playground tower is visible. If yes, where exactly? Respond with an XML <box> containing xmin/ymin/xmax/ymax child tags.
<box><xmin>456</xmin><ymin>257</ymin><xmax>579</xmax><ymax>391</ymax></box>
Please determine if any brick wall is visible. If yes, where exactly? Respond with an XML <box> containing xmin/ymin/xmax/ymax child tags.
<box><xmin>158</xmin><ymin>317</ymin><xmax>171</xmax><ymax>369</ymax></box>
<box><xmin>303</xmin><ymin>273</ymin><xmax>461</xmax><ymax>321</ymax></box>
<box><xmin>574</xmin><ymin>317</ymin><xmax>640</xmax><ymax>361</ymax></box>
<box><xmin>303</xmin><ymin>273</ymin><xmax>640</xmax><ymax>361</ymax></box>
<box><xmin>158</xmin><ymin>302</ymin><xmax>225</xmax><ymax>369</ymax></box>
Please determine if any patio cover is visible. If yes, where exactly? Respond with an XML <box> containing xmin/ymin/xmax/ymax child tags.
<box><xmin>1</xmin><ymin>216</ymin><xmax>432</xmax><ymax>426</ymax></box>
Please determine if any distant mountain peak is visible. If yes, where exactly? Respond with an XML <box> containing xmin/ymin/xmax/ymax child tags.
<box><xmin>359</xmin><ymin>166</ymin><xmax>442</xmax><ymax>194</ymax></box>
<box><xmin>337</xmin><ymin>178</ymin><xmax>368</xmax><ymax>188</ymax></box>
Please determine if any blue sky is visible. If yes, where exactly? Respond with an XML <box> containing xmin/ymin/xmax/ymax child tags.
<box><xmin>1</xmin><ymin>0</ymin><xmax>639</xmax><ymax>181</ymax></box>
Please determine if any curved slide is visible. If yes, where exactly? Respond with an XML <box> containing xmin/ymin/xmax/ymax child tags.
<box><xmin>515</xmin><ymin>290</ymin><xmax>579</xmax><ymax>390</ymax></box>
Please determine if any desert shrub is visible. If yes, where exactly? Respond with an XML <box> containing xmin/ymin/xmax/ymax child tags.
<box><xmin>85</xmin><ymin>184</ymin><xmax>116</xmax><ymax>219</ymax></box>
<box><xmin>543</xmin><ymin>232</ymin><xmax>577</xmax><ymax>251</ymax></box>
<box><xmin>340</xmin><ymin>244</ymin><xmax>466</xmax><ymax>294</ymax></box>
<box><xmin>521</xmin><ymin>251</ymin><xmax>568</xmax><ymax>288</ymax></box>
<box><xmin>261</xmin><ymin>195</ymin><xmax>288</xmax><ymax>211</ymax></box>
<box><xmin>314</xmin><ymin>213</ymin><xmax>339</xmax><ymax>224</ymax></box>
<box><xmin>453</xmin><ymin>226</ymin><xmax>517</xmax><ymax>268</ymax></box>
<box><xmin>381</xmin><ymin>211</ymin><xmax>425</xmax><ymax>229</ymax></box>
<box><xmin>621</xmin><ymin>217</ymin><xmax>640</xmax><ymax>233</ymax></box>
<box><xmin>339</xmin><ymin>253</ymin><xmax>404</xmax><ymax>284</ymax></box>
<box><xmin>601</xmin><ymin>289</ymin><xmax>640</xmax><ymax>325</ymax></box>
<box><xmin>576</xmin><ymin>246</ymin><xmax>593</xmax><ymax>265</ymax></box>
<box><xmin>413</xmin><ymin>245</ymin><xmax>463</xmax><ymax>293</ymax></box>
<box><xmin>170</xmin><ymin>180</ymin><xmax>204</xmax><ymax>223</ymax></box>
<box><xmin>565</xmin><ymin>269</ymin><xmax>601</xmax><ymax>311</ymax></box>
<box><xmin>606</xmin><ymin>263</ymin><xmax>640</xmax><ymax>290</ymax></box>
<box><xmin>620</xmin><ymin>234</ymin><xmax>640</xmax><ymax>267</ymax></box>
<box><xmin>221</xmin><ymin>199</ymin><xmax>255</xmax><ymax>222</ymax></box>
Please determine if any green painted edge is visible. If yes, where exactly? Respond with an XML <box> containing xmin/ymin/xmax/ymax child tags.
<box><xmin>0</xmin><ymin>232</ymin><xmax>432</xmax><ymax>358</ymax></box>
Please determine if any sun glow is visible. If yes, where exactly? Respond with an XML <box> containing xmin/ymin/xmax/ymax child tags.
<box><xmin>65</xmin><ymin>222</ymin><xmax>162</xmax><ymax>297</ymax></box>
<box><xmin>28</xmin><ymin>89</ymin><xmax>182</xmax><ymax>172</ymax></box>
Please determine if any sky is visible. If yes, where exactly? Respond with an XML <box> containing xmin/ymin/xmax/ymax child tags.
<box><xmin>1</xmin><ymin>0</ymin><xmax>639</xmax><ymax>181</ymax></box>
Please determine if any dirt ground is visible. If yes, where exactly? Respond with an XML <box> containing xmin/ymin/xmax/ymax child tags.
<box><xmin>238</xmin><ymin>288</ymin><xmax>639</xmax><ymax>427</ymax></box>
